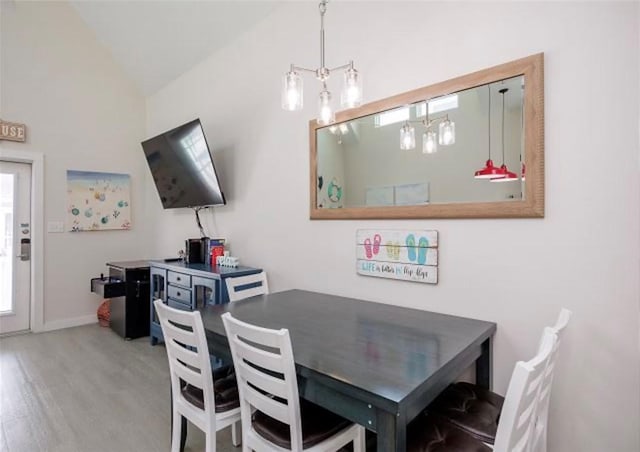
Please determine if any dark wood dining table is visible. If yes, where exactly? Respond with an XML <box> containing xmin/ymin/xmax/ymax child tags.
<box><xmin>200</xmin><ymin>289</ymin><xmax>496</xmax><ymax>452</ymax></box>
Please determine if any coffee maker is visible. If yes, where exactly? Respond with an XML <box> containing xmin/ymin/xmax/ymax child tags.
<box><xmin>185</xmin><ymin>237</ymin><xmax>210</xmax><ymax>264</ymax></box>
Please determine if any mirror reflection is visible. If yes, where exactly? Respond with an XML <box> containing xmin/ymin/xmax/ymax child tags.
<box><xmin>316</xmin><ymin>76</ymin><xmax>524</xmax><ymax>209</ymax></box>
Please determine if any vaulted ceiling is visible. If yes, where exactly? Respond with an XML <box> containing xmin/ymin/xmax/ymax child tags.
<box><xmin>70</xmin><ymin>1</ymin><xmax>280</xmax><ymax>95</ymax></box>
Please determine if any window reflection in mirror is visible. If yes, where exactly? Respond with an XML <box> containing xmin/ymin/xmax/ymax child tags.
<box><xmin>316</xmin><ymin>76</ymin><xmax>525</xmax><ymax>209</ymax></box>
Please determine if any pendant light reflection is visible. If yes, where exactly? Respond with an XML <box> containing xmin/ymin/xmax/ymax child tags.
<box><xmin>491</xmin><ymin>87</ymin><xmax>518</xmax><ymax>183</ymax></box>
<box><xmin>475</xmin><ymin>84</ymin><xmax>504</xmax><ymax>179</ymax></box>
<box><xmin>399</xmin><ymin>100</ymin><xmax>455</xmax><ymax>153</ymax></box>
<box><xmin>438</xmin><ymin>120</ymin><xmax>455</xmax><ymax>145</ymax></box>
<box><xmin>400</xmin><ymin>122</ymin><xmax>416</xmax><ymax>150</ymax></box>
<box><xmin>491</xmin><ymin>165</ymin><xmax>518</xmax><ymax>182</ymax></box>
<box><xmin>422</xmin><ymin>131</ymin><xmax>437</xmax><ymax>154</ymax></box>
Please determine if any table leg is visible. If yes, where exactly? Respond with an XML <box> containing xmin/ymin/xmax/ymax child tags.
<box><xmin>476</xmin><ymin>337</ymin><xmax>493</xmax><ymax>390</ymax></box>
<box><xmin>376</xmin><ymin>410</ymin><xmax>406</xmax><ymax>452</ymax></box>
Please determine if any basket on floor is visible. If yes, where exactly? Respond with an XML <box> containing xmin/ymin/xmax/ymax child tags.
<box><xmin>97</xmin><ymin>299</ymin><xmax>110</xmax><ymax>327</ymax></box>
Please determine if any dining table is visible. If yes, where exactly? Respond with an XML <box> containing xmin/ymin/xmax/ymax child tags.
<box><xmin>200</xmin><ymin>289</ymin><xmax>496</xmax><ymax>452</ymax></box>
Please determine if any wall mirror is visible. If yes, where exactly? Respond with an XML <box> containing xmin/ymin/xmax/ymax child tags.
<box><xmin>310</xmin><ymin>54</ymin><xmax>544</xmax><ymax>219</ymax></box>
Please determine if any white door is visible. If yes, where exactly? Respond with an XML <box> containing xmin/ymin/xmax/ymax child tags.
<box><xmin>0</xmin><ymin>161</ymin><xmax>31</xmax><ymax>334</ymax></box>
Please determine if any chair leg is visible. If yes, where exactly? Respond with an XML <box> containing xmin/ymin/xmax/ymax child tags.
<box><xmin>180</xmin><ymin>416</ymin><xmax>187</xmax><ymax>452</ymax></box>
<box><xmin>354</xmin><ymin>426</ymin><xmax>366</xmax><ymax>452</ymax></box>
<box><xmin>171</xmin><ymin>410</ymin><xmax>183</xmax><ymax>452</ymax></box>
<box><xmin>205</xmin><ymin>428</ymin><xmax>216</xmax><ymax>452</ymax></box>
<box><xmin>231</xmin><ymin>420</ymin><xmax>241</xmax><ymax>446</ymax></box>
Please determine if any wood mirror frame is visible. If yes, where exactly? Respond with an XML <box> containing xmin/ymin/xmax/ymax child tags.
<box><xmin>309</xmin><ymin>53</ymin><xmax>544</xmax><ymax>219</ymax></box>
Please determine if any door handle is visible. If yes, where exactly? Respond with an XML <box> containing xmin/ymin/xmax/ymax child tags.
<box><xmin>17</xmin><ymin>239</ymin><xmax>30</xmax><ymax>261</ymax></box>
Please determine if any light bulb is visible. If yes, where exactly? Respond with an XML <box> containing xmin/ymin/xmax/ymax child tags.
<box><xmin>281</xmin><ymin>71</ymin><xmax>303</xmax><ymax>111</ymax></box>
<box><xmin>318</xmin><ymin>90</ymin><xmax>335</xmax><ymax>125</ymax></box>
<box><xmin>340</xmin><ymin>66</ymin><xmax>363</xmax><ymax>108</ymax></box>
<box><xmin>400</xmin><ymin>123</ymin><xmax>415</xmax><ymax>150</ymax></box>
<box><xmin>422</xmin><ymin>131</ymin><xmax>437</xmax><ymax>154</ymax></box>
<box><xmin>439</xmin><ymin>120</ymin><xmax>455</xmax><ymax>145</ymax></box>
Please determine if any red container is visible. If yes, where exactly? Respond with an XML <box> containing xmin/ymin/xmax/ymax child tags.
<box><xmin>211</xmin><ymin>245</ymin><xmax>225</xmax><ymax>266</ymax></box>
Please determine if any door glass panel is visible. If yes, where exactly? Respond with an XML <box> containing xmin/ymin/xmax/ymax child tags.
<box><xmin>0</xmin><ymin>173</ymin><xmax>14</xmax><ymax>313</ymax></box>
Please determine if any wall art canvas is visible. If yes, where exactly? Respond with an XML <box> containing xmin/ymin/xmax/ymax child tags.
<box><xmin>67</xmin><ymin>170</ymin><xmax>131</xmax><ymax>232</ymax></box>
<box><xmin>356</xmin><ymin>229</ymin><xmax>439</xmax><ymax>284</ymax></box>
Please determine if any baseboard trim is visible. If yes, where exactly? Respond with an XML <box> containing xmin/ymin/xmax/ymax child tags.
<box><xmin>40</xmin><ymin>314</ymin><xmax>97</xmax><ymax>332</ymax></box>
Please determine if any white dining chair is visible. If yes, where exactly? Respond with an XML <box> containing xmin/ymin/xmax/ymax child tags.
<box><xmin>426</xmin><ymin>308</ymin><xmax>572</xmax><ymax>449</ymax></box>
<box><xmin>221</xmin><ymin>312</ymin><xmax>366</xmax><ymax>452</ymax></box>
<box><xmin>225</xmin><ymin>271</ymin><xmax>269</xmax><ymax>302</ymax></box>
<box><xmin>154</xmin><ymin>299</ymin><xmax>242</xmax><ymax>452</ymax></box>
<box><xmin>407</xmin><ymin>329</ymin><xmax>558</xmax><ymax>452</ymax></box>
<box><xmin>532</xmin><ymin>308</ymin><xmax>572</xmax><ymax>452</ymax></box>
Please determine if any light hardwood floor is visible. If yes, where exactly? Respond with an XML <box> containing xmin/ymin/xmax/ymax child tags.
<box><xmin>0</xmin><ymin>324</ymin><xmax>240</xmax><ymax>452</ymax></box>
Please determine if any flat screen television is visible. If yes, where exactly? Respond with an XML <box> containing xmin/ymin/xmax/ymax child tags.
<box><xmin>141</xmin><ymin>119</ymin><xmax>226</xmax><ymax>209</ymax></box>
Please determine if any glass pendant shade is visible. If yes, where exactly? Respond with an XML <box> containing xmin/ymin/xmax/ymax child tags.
<box><xmin>491</xmin><ymin>165</ymin><xmax>519</xmax><ymax>182</ymax></box>
<box><xmin>474</xmin><ymin>160</ymin><xmax>505</xmax><ymax>179</ymax></box>
<box><xmin>282</xmin><ymin>71</ymin><xmax>303</xmax><ymax>111</ymax></box>
<box><xmin>318</xmin><ymin>90</ymin><xmax>335</xmax><ymax>125</ymax></box>
<box><xmin>400</xmin><ymin>123</ymin><xmax>416</xmax><ymax>150</ymax></box>
<box><xmin>422</xmin><ymin>131</ymin><xmax>438</xmax><ymax>154</ymax></box>
<box><xmin>439</xmin><ymin>120</ymin><xmax>455</xmax><ymax>145</ymax></box>
<box><xmin>341</xmin><ymin>67</ymin><xmax>363</xmax><ymax>108</ymax></box>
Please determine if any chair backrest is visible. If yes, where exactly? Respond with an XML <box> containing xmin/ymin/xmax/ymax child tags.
<box><xmin>221</xmin><ymin>312</ymin><xmax>303</xmax><ymax>451</ymax></box>
<box><xmin>225</xmin><ymin>271</ymin><xmax>269</xmax><ymax>302</ymax></box>
<box><xmin>533</xmin><ymin>308</ymin><xmax>572</xmax><ymax>449</ymax></box>
<box><xmin>493</xmin><ymin>329</ymin><xmax>557</xmax><ymax>452</ymax></box>
<box><xmin>154</xmin><ymin>299</ymin><xmax>216</xmax><ymax>414</ymax></box>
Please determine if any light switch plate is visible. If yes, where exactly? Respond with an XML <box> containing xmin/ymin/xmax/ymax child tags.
<box><xmin>47</xmin><ymin>221</ymin><xmax>64</xmax><ymax>233</ymax></box>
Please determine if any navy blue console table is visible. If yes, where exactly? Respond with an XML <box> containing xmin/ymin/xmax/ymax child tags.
<box><xmin>149</xmin><ymin>260</ymin><xmax>261</xmax><ymax>346</ymax></box>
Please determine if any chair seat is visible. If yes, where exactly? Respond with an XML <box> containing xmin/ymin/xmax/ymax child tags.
<box><xmin>181</xmin><ymin>365</ymin><xmax>240</xmax><ymax>413</ymax></box>
<box><xmin>407</xmin><ymin>413</ymin><xmax>492</xmax><ymax>452</ymax></box>
<box><xmin>427</xmin><ymin>382</ymin><xmax>504</xmax><ymax>444</ymax></box>
<box><xmin>253</xmin><ymin>398</ymin><xmax>352</xmax><ymax>449</ymax></box>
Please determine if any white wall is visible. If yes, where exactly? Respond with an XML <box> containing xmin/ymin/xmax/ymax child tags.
<box><xmin>0</xmin><ymin>2</ymin><xmax>149</xmax><ymax>328</ymax></box>
<box><xmin>146</xmin><ymin>2</ymin><xmax>639</xmax><ymax>451</ymax></box>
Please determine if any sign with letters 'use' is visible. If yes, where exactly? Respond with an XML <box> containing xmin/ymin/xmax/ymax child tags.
<box><xmin>0</xmin><ymin>120</ymin><xmax>26</xmax><ymax>142</ymax></box>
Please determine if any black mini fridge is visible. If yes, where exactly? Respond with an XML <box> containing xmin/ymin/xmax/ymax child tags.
<box><xmin>91</xmin><ymin>260</ymin><xmax>150</xmax><ymax>340</ymax></box>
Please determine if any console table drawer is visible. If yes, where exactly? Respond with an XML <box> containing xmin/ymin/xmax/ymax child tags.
<box><xmin>168</xmin><ymin>285</ymin><xmax>191</xmax><ymax>304</ymax></box>
<box><xmin>167</xmin><ymin>271</ymin><xmax>191</xmax><ymax>287</ymax></box>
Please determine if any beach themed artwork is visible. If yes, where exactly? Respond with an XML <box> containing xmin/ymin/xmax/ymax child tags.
<box><xmin>356</xmin><ymin>229</ymin><xmax>439</xmax><ymax>284</ymax></box>
<box><xmin>67</xmin><ymin>170</ymin><xmax>131</xmax><ymax>232</ymax></box>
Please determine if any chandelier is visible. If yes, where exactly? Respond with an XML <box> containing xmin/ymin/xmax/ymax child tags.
<box><xmin>399</xmin><ymin>103</ymin><xmax>456</xmax><ymax>153</ymax></box>
<box><xmin>281</xmin><ymin>0</ymin><xmax>363</xmax><ymax>125</ymax></box>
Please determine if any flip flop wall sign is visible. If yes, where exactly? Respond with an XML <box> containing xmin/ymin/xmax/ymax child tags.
<box><xmin>356</xmin><ymin>229</ymin><xmax>438</xmax><ymax>284</ymax></box>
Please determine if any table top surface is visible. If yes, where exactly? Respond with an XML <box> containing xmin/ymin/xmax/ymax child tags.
<box><xmin>201</xmin><ymin>289</ymin><xmax>496</xmax><ymax>405</ymax></box>
<box><xmin>107</xmin><ymin>260</ymin><xmax>152</xmax><ymax>270</ymax></box>
<box><xmin>149</xmin><ymin>259</ymin><xmax>261</xmax><ymax>278</ymax></box>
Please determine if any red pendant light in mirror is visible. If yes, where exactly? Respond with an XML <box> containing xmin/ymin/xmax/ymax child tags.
<box><xmin>475</xmin><ymin>84</ymin><xmax>505</xmax><ymax>179</ymax></box>
<box><xmin>475</xmin><ymin>159</ymin><xmax>505</xmax><ymax>179</ymax></box>
<box><xmin>491</xmin><ymin>164</ymin><xmax>518</xmax><ymax>182</ymax></box>
<box><xmin>491</xmin><ymin>87</ymin><xmax>519</xmax><ymax>183</ymax></box>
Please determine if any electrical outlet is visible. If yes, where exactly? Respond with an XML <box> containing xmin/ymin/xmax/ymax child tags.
<box><xmin>47</xmin><ymin>221</ymin><xmax>64</xmax><ymax>233</ymax></box>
